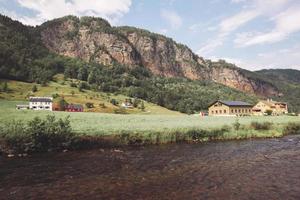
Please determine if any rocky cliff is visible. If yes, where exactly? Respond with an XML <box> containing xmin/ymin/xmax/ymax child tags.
<box><xmin>39</xmin><ymin>16</ymin><xmax>279</xmax><ymax>96</ymax></box>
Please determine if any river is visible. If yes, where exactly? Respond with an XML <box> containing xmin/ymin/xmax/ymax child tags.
<box><xmin>1</xmin><ymin>135</ymin><xmax>300</xmax><ymax>200</ymax></box>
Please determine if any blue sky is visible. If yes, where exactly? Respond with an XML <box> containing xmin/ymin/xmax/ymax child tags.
<box><xmin>1</xmin><ymin>0</ymin><xmax>300</xmax><ymax>71</ymax></box>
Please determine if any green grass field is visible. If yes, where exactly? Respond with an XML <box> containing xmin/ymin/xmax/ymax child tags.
<box><xmin>0</xmin><ymin>77</ymin><xmax>181</xmax><ymax>115</ymax></box>
<box><xmin>1</xmin><ymin>100</ymin><xmax>299</xmax><ymax>136</ymax></box>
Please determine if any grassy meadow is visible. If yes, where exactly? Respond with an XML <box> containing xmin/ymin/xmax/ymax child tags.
<box><xmin>1</xmin><ymin>100</ymin><xmax>299</xmax><ymax>136</ymax></box>
<box><xmin>0</xmin><ymin>77</ymin><xmax>181</xmax><ymax>115</ymax></box>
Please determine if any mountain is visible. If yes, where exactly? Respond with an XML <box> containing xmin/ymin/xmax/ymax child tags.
<box><xmin>38</xmin><ymin>15</ymin><xmax>279</xmax><ymax>96</ymax></box>
<box><xmin>0</xmin><ymin>14</ymin><xmax>299</xmax><ymax>113</ymax></box>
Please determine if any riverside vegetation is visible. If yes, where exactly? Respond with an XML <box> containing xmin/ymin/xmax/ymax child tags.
<box><xmin>0</xmin><ymin>105</ymin><xmax>300</xmax><ymax>155</ymax></box>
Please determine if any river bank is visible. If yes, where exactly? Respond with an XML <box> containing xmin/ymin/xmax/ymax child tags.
<box><xmin>1</xmin><ymin>135</ymin><xmax>300</xmax><ymax>200</ymax></box>
<box><xmin>1</xmin><ymin>117</ymin><xmax>300</xmax><ymax>157</ymax></box>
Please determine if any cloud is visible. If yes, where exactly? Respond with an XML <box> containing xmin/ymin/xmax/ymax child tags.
<box><xmin>219</xmin><ymin>10</ymin><xmax>259</xmax><ymax>36</ymax></box>
<box><xmin>235</xmin><ymin>5</ymin><xmax>300</xmax><ymax>47</ymax></box>
<box><xmin>197</xmin><ymin>0</ymin><xmax>291</xmax><ymax>56</ymax></box>
<box><xmin>160</xmin><ymin>9</ymin><xmax>182</xmax><ymax>29</ymax></box>
<box><xmin>7</xmin><ymin>0</ymin><xmax>132</xmax><ymax>25</ymax></box>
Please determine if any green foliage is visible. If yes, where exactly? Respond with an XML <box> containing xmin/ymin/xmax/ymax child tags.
<box><xmin>283</xmin><ymin>123</ymin><xmax>300</xmax><ymax>135</ymax></box>
<box><xmin>110</xmin><ymin>98</ymin><xmax>119</xmax><ymax>106</ymax></box>
<box><xmin>0</xmin><ymin>115</ymin><xmax>73</xmax><ymax>153</ymax></box>
<box><xmin>52</xmin><ymin>93</ymin><xmax>59</xmax><ymax>99</ymax></box>
<box><xmin>233</xmin><ymin>118</ymin><xmax>241</xmax><ymax>130</ymax></box>
<box><xmin>85</xmin><ymin>102</ymin><xmax>94</xmax><ymax>108</ymax></box>
<box><xmin>114</xmin><ymin>107</ymin><xmax>128</xmax><ymax>114</ymax></box>
<box><xmin>0</xmin><ymin>82</ymin><xmax>8</xmax><ymax>92</ymax></box>
<box><xmin>32</xmin><ymin>85</ymin><xmax>38</xmax><ymax>92</ymax></box>
<box><xmin>70</xmin><ymin>82</ymin><xmax>77</xmax><ymax>87</ymax></box>
<box><xmin>265</xmin><ymin>109</ymin><xmax>273</xmax><ymax>116</ymax></box>
<box><xmin>251</xmin><ymin>121</ymin><xmax>273</xmax><ymax>130</ymax></box>
<box><xmin>57</xmin><ymin>97</ymin><xmax>68</xmax><ymax>111</ymax></box>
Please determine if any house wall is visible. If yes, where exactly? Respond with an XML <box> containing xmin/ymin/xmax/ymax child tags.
<box><xmin>29</xmin><ymin>101</ymin><xmax>52</xmax><ymax>111</ymax></box>
<box><xmin>209</xmin><ymin>102</ymin><xmax>252</xmax><ymax>116</ymax></box>
<box><xmin>253</xmin><ymin>101</ymin><xmax>288</xmax><ymax>115</ymax></box>
<box><xmin>208</xmin><ymin>102</ymin><xmax>230</xmax><ymax>116</ymax></box>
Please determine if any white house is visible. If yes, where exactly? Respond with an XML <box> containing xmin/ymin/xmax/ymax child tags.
<box><xmin>29</xmin><ymin>97</ymin><xmax>53</xmax><ymax>111</ymax></box>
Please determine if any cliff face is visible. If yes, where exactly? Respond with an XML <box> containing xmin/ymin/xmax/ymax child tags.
<box><xmin>209</xmin><ymin>66</ymin><xmax>279</xmax><ymax>96</ymax></box>
<box><xmin>39</xmin><ymin>16</ymin><xmax>278</xmax><ymax>96</ymax></box>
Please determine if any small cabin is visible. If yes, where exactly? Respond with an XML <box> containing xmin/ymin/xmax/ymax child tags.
<box><xmin>65</xmin><ymin>104</ymin><xmax>84</xmax><ymax>112</ymax></box>
<box><xmin>29</xmin><ymin>97</ymin><xmax>53</xmax><ymax>111</ymax></box>
<box><xmin>16</xmin><ymin>105</ymin><xmax>29</xmax><ymax>110</ymax></box>
<box><xmin>208</xmin><ymin>100</ymin><xmax>253</xmax><ymax>116</ymax></box>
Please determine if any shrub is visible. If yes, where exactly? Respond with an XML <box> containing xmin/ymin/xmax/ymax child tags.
<box><xmin>99</xmin><ymin>103</ymin><xmax>106</xmax><ymax>108</ymax></box>
<box><xmin>85</xmin><ymin>102</ymin><xmax>94</xmax><ymax>108</ymax></box>
<box><xmin>70</xmin><ymin>82</ymin><xmax>77</xmax><ymax>87</ymax></box>
<box><xmin>28</xmin><ymin>116</ymin><xmax>73</xmax><ymax>152</ymax></box>
<box><xmin>114</xmin><ymin>107</ymin><xmax>127</xmax><ymax>114</ymax></box>
<box><xmin>0</xmin><ymin>116</ymin><xmax>74</xmax><ymax>154</ymax></box>
<box><xmin>265</xmin><ymin>109</ymin><xmax>273</xmax><ymax>116</ymax></box>
<box><xmin>251</xmin><ymin>121</ymin><xmax>273</xmax><ymax>130</ymax></box>
<box><xmin>32</xmin><ymin>85</ymin><xmax>38</xmax><ymax>92</ymax></box>
<box><xmin>52</xmin><ymin>93</ymin><xmax>59</xmax><ymax>99</ymax></box>
<box><xmin>283</xmin><ymin>123</ymin><xmax>300</xmax><ymax>135</ymax></box>
<box><xmin>233</xmin><ymin>118</ymin><xmax>241</xmax><ymax>130</ymax></box>
<box><xmin>110</xmin><ymin>98</ymin><xmax>119</xmax><ymax>106</ymax></box>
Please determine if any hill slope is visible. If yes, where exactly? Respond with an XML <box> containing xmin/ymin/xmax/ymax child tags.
<box><xmin>256</xmin><ymin>69</ymin><xmax>300</xmax><ymax>113</ymax></box>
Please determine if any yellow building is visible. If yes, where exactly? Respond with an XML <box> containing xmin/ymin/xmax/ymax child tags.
<box><xmin>252</xmin><ymin>99</ymin><xmax>288</xmax><ymax>115</ymax></box>
<box><xmin>208</xmin><ymin>100</ymin><xmax>253</xmax><ymax>116</ymax></box>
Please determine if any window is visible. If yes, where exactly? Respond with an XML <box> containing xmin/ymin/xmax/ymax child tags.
<box><xmin>220</xmin><ymin>110</ymin><xmax>222</xmax><ymax>114</ymax></box>
<box><xmin>235</xmin><ymin>109</ymin><xmax>237</xmax><ymax>113</ymax></box>
<box><xmin>224</xmin><ymin>110</ymin><xmax>227</xmax><ymax>113</ymax></box>
<box><xmin>216</xmin><ymin>110</ymin><xmax>218</xmax><ymax>114</ymax></box>
<box><xmin>231</xmin><ymin>109</ymin><xmax>234</xmax><ymax>113</ymax></box>
<box><xmin>238</xmin><ymin>109</ymin><xmax>241</xmax><ymax>113</ymax></box>
<box><xmin>212</xmin><ymin>111</ymin><xmax>214</xmax><ymax>114</ymax></box>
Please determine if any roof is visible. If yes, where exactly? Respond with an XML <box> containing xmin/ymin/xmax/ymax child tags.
<box><xmin>259</xmin><ymin>100</ymin><xmax>287</xmax><ymax>106</ymax></box>
<box><xmin>209</xmin><ymin>100</ymin><xmax>253</xmax><ymax>107</ymax></box>
<box><xmin>66</xmin><ymin>104</ymin><xmax>83</xmax><ymax>109</ymax></box>
<box><xmin>29</xmin><ymin>97</ymin><xmax>53</xmax><ymax>102</ymax></box>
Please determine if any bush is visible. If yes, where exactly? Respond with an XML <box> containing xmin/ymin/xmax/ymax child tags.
<box><xmin>251</xmin><ymin>121</ymin><xmax>273</xmax><ymax>130</ymax></box>
<box><xmin>28</xmin><ymin>116</ymin><xmax>73</xmax><ymax>152</ymax></box>
<box><xmin>110</xmin><ymin>98</ymin><xmax>119</xmax><ymax>106</ymax></box>
<box><xmin>114</xmin><ymin>107</ymin><xmax>127</xmax><ymax>114</ymax></box>
<box><xmin>70</xmin><ymin>82</ymin><xmax>77</xmax><ymax>87</ymax></box>
<box><xmin>283</xmin><ymin>123</ymin><xmax>300</xmax><ymax>135</ymax></box>
<box><xmin>265</xmin><ymin>109</ymin><xmax>273</xmax><ymax>116</ymax></box>
<box><xmin>0</xmin><ymin>116</ymin><xmax>74</xmax><ymax>154</ymax></box>
<box><xmin>233</xmin><ymin>118</ymin><xmax>241</xmax><ymax>130</ymax></box>
<box><xmin>32</xmin><ymin>85</ymin><xmax>38</xmax><ymax>92</ymax></box>
<box><xmin>85</xmin><ymin>102</ymin><xmax>94</xmax><ymax>108</ymax></box>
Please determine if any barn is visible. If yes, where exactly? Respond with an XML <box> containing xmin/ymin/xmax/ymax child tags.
<box><xmin>65</xmin><ymin>104</ymin><xmax>84</xmax><ymax>112</ymax></box>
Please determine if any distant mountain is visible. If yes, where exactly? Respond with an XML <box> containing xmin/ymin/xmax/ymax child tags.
<box><xmin>0</xmin><ymin>14</ymin><xmax>299</xmax><ymax>112</ymax></box>
<box><xmin>256</xmin><ymin>69</ymin><xmax>300</xmax><ymax>84</ymax></box>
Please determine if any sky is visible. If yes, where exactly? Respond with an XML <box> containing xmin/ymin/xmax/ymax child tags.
<box><xmin>1</xmin><ymin>0</ymin><xmax>300</xmax><ymax>71</ymax></box>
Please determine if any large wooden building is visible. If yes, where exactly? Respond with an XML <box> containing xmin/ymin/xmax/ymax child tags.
<box><xmin>208</xmin><ymin>100</ymin><xmax>253</xmax><ymax>116</ymax></box>
<box><xmin>252</xmin><ymin>99</ymin><xmax>288</xmax><ymax>115</ymax></box>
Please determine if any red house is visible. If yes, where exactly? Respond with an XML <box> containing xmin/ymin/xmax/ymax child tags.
<box><xmin>65</xmin><ymin>104</ymin><xmax>84</xmax><ymax>112</ymax></box>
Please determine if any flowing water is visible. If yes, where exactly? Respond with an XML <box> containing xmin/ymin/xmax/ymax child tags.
<box><xmin>1</xmin><ymin>136</ymin><xmax>300</xmax><ymax>200</ymax></box>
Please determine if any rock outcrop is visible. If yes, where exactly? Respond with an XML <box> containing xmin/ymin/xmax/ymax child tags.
<box><xmin>39</xmin><ymin>16</ymin><xmax>279</xmax><ymax>96</ymax></box>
